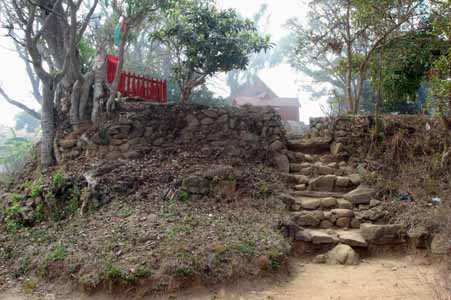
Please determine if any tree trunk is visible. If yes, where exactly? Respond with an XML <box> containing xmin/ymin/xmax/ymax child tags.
<box><xmin>92</xmin><ymin>53</ymin><xmax>106</xmax><ymax>123</ymax></box>
<box><xmin>79</xmin><ymin>71</ymin><xmax>94</xmax><ymax>120</ymax></box>
<box><xmin>354</xmin><ymin>75</ymin><xmax>366</xmax><ymax>114</ymax></box>
<box><xmin>41</xmin><ymin>82</ymin><xmax>56</xmax><ymax>169</ymax></box>
<box><xmin>345</xmin><ymin>1</ymin><xmax>354</xmax><ymax>114</ymax></box>
<box><xmin>107</xmin><ymin>22</ymin><xmax>129</xmax><ymax>113</ymax></box>
<box><xmin>70</xmin><ymin>80</ymin><xmax>81</xmax><ymax>124</ymax></box>
<box><xmin>180</xmin><ymin>86</ymin><xmax>192</xmax><ymax>104</ymax></box>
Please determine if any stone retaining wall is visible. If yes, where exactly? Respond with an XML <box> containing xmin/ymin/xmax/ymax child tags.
<box><xmin>57</xmin><ymin>103</ymin><xmax>290</xmax><ymax>171</ymax></box>
<box><xmin>307</xmin><ymin>115</ymin><xmax>444</xmax><ymax>159</ymax></box>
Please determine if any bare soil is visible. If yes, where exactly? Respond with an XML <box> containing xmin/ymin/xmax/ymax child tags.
<box><xmin>0</xmin><ymin>256</ymin><xmax>445</xmax><ymax>300</ymax></box>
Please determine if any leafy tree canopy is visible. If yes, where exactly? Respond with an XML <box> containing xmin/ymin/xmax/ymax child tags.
<box><xmin>151</xmin><ymin>0</ymin><xmax>272</xmax><ymax>102</ymax></box>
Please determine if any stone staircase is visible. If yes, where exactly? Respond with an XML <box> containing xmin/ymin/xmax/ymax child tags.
<box><xmin>282</xmin><ymin>136</ymin><xmax>407</xmax><ymax>255</ymax></box>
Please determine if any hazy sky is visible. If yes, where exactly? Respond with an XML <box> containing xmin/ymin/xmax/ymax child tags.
<box><xmin>0</xmin><ymin>0</ymin><xmax>326</xmax><ymax>126</ymax></box>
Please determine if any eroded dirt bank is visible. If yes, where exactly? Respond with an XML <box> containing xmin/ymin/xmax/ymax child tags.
<box><xmin>0</xmin><ymin>256</ymin><xmax>443</xmax><ymax>300</ymax></box>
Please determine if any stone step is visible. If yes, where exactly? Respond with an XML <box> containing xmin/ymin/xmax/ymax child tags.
<box><xmin>291</xmin><ymin>209</ymin><xmax>360</xmax><ymax>229</ymax></box>
<box><xmin>288</xmin><ymin>201</ymin><xmax>386</xmax><ymax>228</ymax></box>
<box><xmin>290</xmin><ymin>197</ymin><xmax>344</xmax><ymax>211</ymax></box>
<box><xmin>295</xmin><ymin>228</ymin><xmax>368</xmax><ymax>247</ymax></box>
<box><xmin>294</xmin><ymin>224</ymin><xmax>407</xmax><ymax>248</ymax></box>
<box><xmin>290</xmin><ymin>152</ymin><xmax>344</xmax><ymax>165</ymax></box>
<box><xmin>290</xmin><ymin>174</ymin><xmax>362</xmax><ymax>194</ymax></box>
<box><xmin>287</xmin><ymin>137</ymin><xmax>332</xmax><ymax>153</ymax></box>
<box><xmin>292</xmin><ymin>190</ymin><xmax>346</xmax><ymax>198</ymax></box>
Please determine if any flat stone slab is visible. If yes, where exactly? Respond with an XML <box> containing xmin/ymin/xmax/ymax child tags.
<box><xmin>292</xmin><ymin>211</ymin><xmax>324</xmax><ymax>227</ymax></box>
<box><xmin>309</xmin><ymin>175</ymin><xmax>337</xmax><ymax>192</ymax></box>
<box><xmin>288</xmin><ymin>137</ymin><xmax>332</xmax><ymax>152</ymax></box>
<box><xmin>308</xmin><ymin>229</ymin><xmax>339</xmax><ymax>244</ymax></box>
<box><xmin>320</xmin><ymin>197</ymin><xmax>337</xmax><ymax>209</ymax></box>
<box><xmin>344</xmin><ymin>186</ymin><xmax>376</xmax><ymax>205</ymax></box>
<box><xmin>360</xmin><ymin>223</ymin><xmax>406</xmax><ymax>245</ymax></box>
<box><xmin>299</xmin><ymin>198</ymin><xmax>321</xmax><ymax>210</ymax></box>
<box><xmin>337</xmin><ymin>198</ymin><xmax>353</xmax><ymax>209</ymax></box>
<box><xmin>331</xmin><ymin>208</ymin><xmax>354</xmax><ymax>218</ymax></box>
<box><xmin>293</xmin><ymin>191</ymin><xmax>346</xmax><ymax>198</ymax></box>
<box><xmin>337</xmin><ymin>230</ymin><xmax>368</xmax><ymax>247</ymax></box>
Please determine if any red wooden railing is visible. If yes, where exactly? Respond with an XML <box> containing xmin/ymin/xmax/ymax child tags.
<box><xmin>106</xmin><ymin>55</ymin><xmax>168</xmax><ymax>104</ymax></box>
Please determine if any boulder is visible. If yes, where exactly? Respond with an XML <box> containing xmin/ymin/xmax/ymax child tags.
<box><xmin>292</xmin><ymin>211</ymin><xmax>324</xmax><ymax>227</ymax></box>
<box><xmin>337</xmin><ymin>199</ymin><xmax>353</xmax><ymax>209</ymax></box>
<box><xmin>320</xmin><ymin>220</ymin><xmax>334</xmax><ymax>229</ymax></box>
<box><xmin>316</xmin><ymin>165</ymin><xmax>336</xmax><ymax>175</ymax></box>
<box><xmin>338</xmin><ymin>231</ymin><xmax>367</xmax><ymax>247</ymax></box>
<box><xmin>344</xmin><ymin>186</ymin><xmax>376</xmax><ymax>205</ymax></box>
<box><xmin>273</xmin><ymin>154</ymin><xmax>290</xmax><ymax>173</ymax></box>
<box><xmin>320</xmin><ymin>197</ymin><xmax>337</xmax><ymax>209</ymax></box>
<box><xmin>348</xmin><ymin>174</ymin><xmax>362</xmax><ymax>186</ymax></box>
<box><xmin>278</xmin><ymin>194</ymin><xmax>296</xmax><ymax>207</ymax></box>
<box><xmin>294</xmin><ymin>175</ymin><xmax>310</xmax><ymax>184</ymax></box>
<box><xmin>295</xmin><ymin>184</ymin><xmax>307</xmax><ymax>191</ymax></box>
<box><xmin>326</xmin><ymin>244</ymin><xmax>360</xmax><ymax>265</ymax></box>
<box><xmin>335</xmin><ymin>176</ymin><xmax>352</xmax><ymax>188</ymax></box>
<box><xmin>331</xmin><ymin>208</ymin><xmax>354</xmax><ymax>218</ymax></box>
<box><xmin>309</xmin><ymin>175</ymin><xmax>336</xmax><ymax>192</ymax></box>
<box><xmin>290</xmin><ymin>164</ymin><xmax>303</xmax><ymax>173</ymax></box>
<box><xmin>309</xmin><ymin>230</ymin><xmax>339</xmax><ymax>244</ymax></box>
<box><xmin>299</xmin><ymin>198</ymin><xmax>321</xmax><ymax>210</ymax></box>
<box><xmin>288</xmin><ymin>136</ymin><xmax>331</xmax><ymax>152</ymax></box>
<box><xmin>360</xmin><ymin>223</ymin><xmax>406</xmax><ymax>245</ymax></box>
<box><xmin>431</xmin><ymin>233</ymin><xmax>449</xmax><ymax>255</ymax></box>
<box><xmin>200</xmin><ymin>117</ymin><xmax>215</xmax><ymax>125</ymax></box>
<box><xmin>269</xmin><ymin>140</ymin><xmax>284</xmax><ymax>152</ymax></box>
<box><xmin>299</xmin><ymin>167</ymin><xmax>313</xmax><ymax>176</ymax></box>
<box><xmin>324</xmin><ymin>211</ymin><xmax>337</xmax><ymax>223</ymax></box>
<box><xmin>350</xmin><ymin>218</ymin><xmax>361</xmax><ymax>229</ymax></box>
<box><xmin>336</xmin><ymin>217</ymin><xmax>350</xmax><ymax>228</ymax></box>
<box><xmin>330</xmin><ymin>142</ymin><xmax>344</xmax><ymax>156</ymax></box>
<box><xmin>370</xmin><ymin>199</ymin><xmax>382</xmax><ymax>208</ymax></box>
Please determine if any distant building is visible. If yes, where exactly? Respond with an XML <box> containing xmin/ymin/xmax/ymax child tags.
<box><xmin>231</xmin><ymin>77</ymin><xmax>300</xmax><ymax>122</ymax></box>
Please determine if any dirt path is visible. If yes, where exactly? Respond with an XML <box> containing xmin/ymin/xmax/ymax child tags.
<box><xmin>0</xmin><ymin>257</ymin><xmax>444</xmax><ymax>300</ymax></box>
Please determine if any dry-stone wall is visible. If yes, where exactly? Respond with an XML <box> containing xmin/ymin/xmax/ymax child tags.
<box><xmin>307</xmin><ymin>115</ymin><xmax>443</xmax><ymax>159</ymax></box>
<box><xmin>57</xmin><ymin>103</ymin><xmax>290</xmax><ymax>171</ymax></box>
<box><xmin>309</xmin><ymin>116</ymin><xmax>372</xmax><ymax>158</ymax></box>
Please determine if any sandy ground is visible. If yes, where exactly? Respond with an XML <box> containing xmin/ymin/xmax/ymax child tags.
<box><xmin>0</xmin><ymin>256</ymin><xmax>447</xmax><ymax>300</ymax></box>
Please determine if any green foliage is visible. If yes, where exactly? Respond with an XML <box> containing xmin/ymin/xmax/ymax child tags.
<box><xmin>0</xmin><ymin>131</ymin><xmax>32</xmax><ymax>175</ymax></box>
<box><xmin>151</xmin><ymin>0</ymin><xmax>272</xmax><ymax>102</ymax></box>
<box><xmin>104</xmin><ymin>263</ymin><xmax>152</xmax><ymax>283</ymax></box>
<box><xmin>428</xmin><ymin>49</ymin><xmax>451</xmax><ymax>118</ymax></box>
<box><xmin>370</xmin><ymin>29</ymin><xmax>448</xmax><ymax>113</ymax></box>
<box><xmin>3</xmin><ymin>194</ymin><xmax>25</xmax><ymax>233</ymax></box>
<box><xmin>79</xmin><ymin>38</ymin><xmax>96</xmax><ymax>73</ymax></box>
<box><xmin>24</xmin><ymin>177</ymin><xmax>44</xmax><ymax>198</ymax></box>
<box><xmin>51</xmin><ymin>170</ymin><xmax>65</xmax><ymax>191</ymax></box>
<box><xmin>177</xmin><ymin>190</ymin><xmax>189</xmax><ymax>202</ymax></box>
<box><xmin>34</xmin><ymin>203</ymin><xmax>45</xmax><ymax>222</ymax></box>
<box><xmin>46</xmin><ymin>244</ymin><xmax>68</xmax><ymax>262</ymax></box>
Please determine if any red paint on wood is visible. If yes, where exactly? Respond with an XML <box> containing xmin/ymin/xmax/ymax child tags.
<box><xmin>106</xmin><ymin>55</ymin><xmax>167</xmax><ymax>104</ymax></box>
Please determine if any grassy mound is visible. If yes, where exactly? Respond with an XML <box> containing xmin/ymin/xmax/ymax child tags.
<box><xmin>0</xmin><ymin>151</ymin><xmax>291</xmax><ymax>295</ymax></box>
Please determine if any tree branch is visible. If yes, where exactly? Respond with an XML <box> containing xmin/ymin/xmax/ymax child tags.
<box><xmin>0</xmin><ymin>85</ymin><xmax>41</xmax><ymax>120</ymax></box>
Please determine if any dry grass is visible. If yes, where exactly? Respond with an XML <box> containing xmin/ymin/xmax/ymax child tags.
<box><xmin>0</xmin><ymin>155</ymin><xmax>291</xmax><ymax>296</ymax></box>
